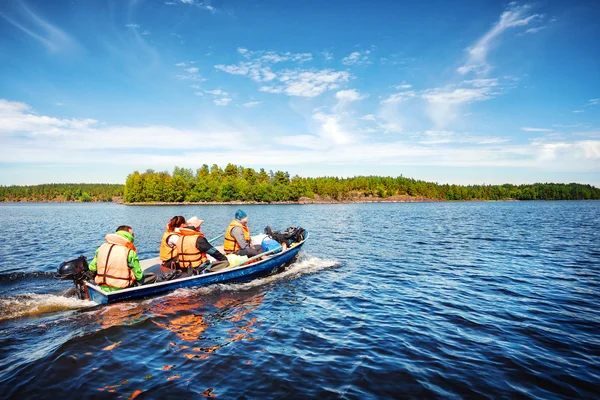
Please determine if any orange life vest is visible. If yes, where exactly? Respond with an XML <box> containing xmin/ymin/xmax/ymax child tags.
<box><xmin>95</xmin><ymin>233</ymin><xmax>136</xmax><ymax>289</ymax></box>
<box><xmin>159</xmin><ymin>230</ymin><xmax>181</xmax><ymax>261</ymax></box>
<box><xmin>176</xmin><ymin>227</ymin><xmax>208</xmax><ymax>269</ymax></box>
<box><xmin>223</xmin><ymin>219</ymin><xmax>251</xmax><ymax>254</ymax></box>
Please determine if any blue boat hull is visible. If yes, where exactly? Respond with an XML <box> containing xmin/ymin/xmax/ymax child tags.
<box><xmin>86</xmin><ymin>238</ymin><xmax>307</xmax><ymax>304</ymax></box>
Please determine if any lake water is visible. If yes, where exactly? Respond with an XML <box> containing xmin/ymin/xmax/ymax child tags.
<box><xmin>0</xmin><ymin>202</ymin><xmax>598</xmax><ymax>398</ymax></box>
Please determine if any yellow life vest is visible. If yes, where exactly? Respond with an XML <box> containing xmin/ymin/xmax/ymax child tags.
<box><xmin>95</xmin><ymin>233</ymin><xmax>136</xmax><ymax>289</ymax></box>
<box><xmin>223</xmin><ymin>219</ymin><xmax>251</xmax><ymax>254</ymax></box>
<box><xmin>159</xmin><ymin>230</ymin><xmax>181</xmax><ymax>261</ymax></box>
<box><xmin>176</xmin><ymin>227</ymin><xmax>208</xmax><ymax>269</ymax></box>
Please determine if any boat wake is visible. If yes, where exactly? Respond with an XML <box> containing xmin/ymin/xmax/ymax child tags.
<box><xmin>167</xmin><ymin>253</ymin><xmax>338</xmax><ymax>297</ymax></box>
<box><xmin>0</xmin><ymin>293</ymin><xmax>96</xmax><ymax>322</ymax></box>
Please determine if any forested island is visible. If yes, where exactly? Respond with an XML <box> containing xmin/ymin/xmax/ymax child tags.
<box><xmin>0</xmin><ymin>183</ymin><xmax>123</xmax><ymax>202</ymax></box>
<box><xmin>1</xmin><ymin>164</ymin><xmax>599</xmax><ymax>203</ymax></box>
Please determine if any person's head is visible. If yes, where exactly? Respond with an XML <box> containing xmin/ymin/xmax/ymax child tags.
<box><xmin>116</xmin><ymin>225</ymin><xmax>133</xmax><ymax>234</ymax></box>
<box><xmin>186</xmin><ymin>216</ymin><xmax>204</xmax><ymax>230</ymax></box>
<box><xmin>235</xmin><ymin>209</ymin><xmax>248</xmax><ymax>225</ymax></box>
<box><xmin>167</xmin><ymin>216</ymin><xmax>186</xmax><ymax>232</ymax></box>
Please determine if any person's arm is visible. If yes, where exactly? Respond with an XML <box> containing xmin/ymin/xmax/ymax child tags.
<box><xmin>167</xmin><ymin>234</ymin><xmax>178</xmax><ymax>247</ymax></box>
<box><xmin>231</xmin><ymin>227</ymin><xmax>250</xmax><ymax>250</ymax></box>
<box><xmin>196</xmin><ymin>236</ymin><xmax>228</xmax><ymax>262</ymax></box>
<box><xmin>88</xmin><ymin>248</ymin><xmax>100</xmax><ymax>272</ymax></box>
<box><xmin>127</xmin><ymin>251</ymin><xmax>144</xmax><ymax>281</ymax></box>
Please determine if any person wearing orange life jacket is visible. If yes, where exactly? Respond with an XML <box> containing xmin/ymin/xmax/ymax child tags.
<box><xmin>159</xmin><ymin>215</ymin><xmax>186</xmax><ymax>271</ymax></box>
<box><xmin>223</xmin><ymin>209</ymin><xmax>263</xmax><ymax>257</ymax></box>
<box><xmin>176</xmin><ymin>216</ymin><xmax>229</xmax><ymax>276</ymax></box>
<box><xmin>88</xmin><ymin>225</ymin><xmax>155</xmax><ymax>292</ymax></box>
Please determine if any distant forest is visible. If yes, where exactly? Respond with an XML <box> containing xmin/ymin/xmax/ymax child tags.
<box><xmin>122</xmin><ymin>164</ymin><xmax>600</xmax><ymax>202</ymax></box>
<box><xmin>0</xmin><ymin>183</ymin><xmax>123</xmax><ymax>202</ymax></box>
<box><xmin>2</xmin><ymin>165</ymin><xmax>599</xmax><ymax>203</ymax></box>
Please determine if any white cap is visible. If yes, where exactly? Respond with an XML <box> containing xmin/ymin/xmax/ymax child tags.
<box><xmin>187</xmin><ymin>216</ymin><xmax>204</xmax><ymax>228</ymax></box>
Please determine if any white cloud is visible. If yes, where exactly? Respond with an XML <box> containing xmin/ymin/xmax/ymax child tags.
<box><xmin>190</xmin><ymin>84</ymin><xmax>201</xmax><ymax>89</ymax></box>
<box><xmin>214</xmin><ymin>98</ymin><xmax>232</xmax><ymax>106</ymax></box>
<box><xmin>175</xmin><ymin>62</ymin><xmax>187</xmax><ymax>67</ymax></box>
<box><xmin>380</xmin><ymin>91</ymin><xmax>417</xmax><ymax>104</ymax></box>
<box><xmin>341</xmin><ymin>51</ymin><xmax>371</xmax><ymax>66</ymax></box>
<box><xmin>312</xmin><ymin>112</ymin><xmax>352</xmax><ymax>145</ymax></box>
<box><xmin>216</xmin><ymin>48</ymin><xmax>348</xmax><ymax>97</ymax></box>
<box><xmin>0</xmin><ymin>99</ymin><xmax>97</xmax><ymax>133</ymax></box>
<box><xmin>335</xmin><ymin>89</ymin><xmax>367</xmax><ymax>102</ymax></box>
<box><xmin>395</xmin><ymin>84</ymin><xmax>412</xmax><ymax>89</ymax></box>
<box><xmin>323</xmin><ymin>51</ymin><xmax>334</xmax><ymax>61</ymax></box>
<box><xmin>588</xmin><ymin>98</ymin><xmax>600</xmax><ymax>106</ymax></box>
<box><xmin>573</xmin><ymin>110</ymin><xmax>584</xmax><ymax>113</ymax></box>
<box><xmin>521</xmin><ymin>127</ymin><xmax>552</xmax><ymax>132</ymax></box>
<box><xmin>141</xmin><ymin>30</ymin><xmax>151</xmax><ymax>35</ymax></box>
<box><xmin>185</xmin><ymin>67</ymin><xmax>199</xmax><ymax>73</ymax></box>
<box><xmin>458</xmin><ymin>3</ymin><xmax>540</xmax><ymax>75</ymax></box>
<box><xmin>205</xmin><ymin>89</ymin><xmax>228</xmax><ymax>96</ymax></box>
<box><xmin>360</xmin><ymin>114</ymin><xmax>376</xmax><ymax>121</ymax></box>
<box><xmin>260</xmin><ymin>69</ymin><xmax>350</xmax><ymax>98</ymax></box>
<box><xmin>241</xmin><ymin>101</ymin><xmax>262</xmax><ymax>108</ymax></box>
<box><xmin>125</xmin><ymin>24</ymin><xmax>140</xmax><ymax>29</ymax></box>
<box><xmin>524</xmin><ymin>26</ymin><xmax>545</xmax><ymax>34</ymax></box>
<box><xmin>2</xmin><ymin>99</ymin><xmax>599</xmax><ymax>181</ymax></box>
<box><xmin>193</xmin><ymin>92</ymin><xmax>203</xmax><ymax>96</ymax></box>
<box><xmin>378</xmin><ymin>78</ymin><xmax>501</xmax><ymax>129</ymax></box>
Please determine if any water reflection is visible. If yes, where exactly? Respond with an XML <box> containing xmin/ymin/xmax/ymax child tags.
<box><xmin>150</xmin><ymin>288</ymin><xmax>266</xmax><ymax>362</ymax></box>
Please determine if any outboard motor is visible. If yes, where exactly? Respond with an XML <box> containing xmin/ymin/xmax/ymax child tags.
<box><xmin>56</xmin><ymin>255</ymin><xmax>92</xmax><ymax>300</ymax></box>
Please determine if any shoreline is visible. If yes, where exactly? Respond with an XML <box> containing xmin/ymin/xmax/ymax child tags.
<box><xmin>1</xmin><ymin>196</ymin><xmax>521</xmax><ymax>205</ymax></box>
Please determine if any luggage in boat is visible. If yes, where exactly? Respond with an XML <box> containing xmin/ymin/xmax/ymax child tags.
<box><xmin>226</xmin><ymin>254</ymin><xmax>249</xmax><ymax>266</ymax></box>
<box><xmin>262</xmin><ymin>239</ymin><xmax>282</xmax><ymax>253</ymax></box>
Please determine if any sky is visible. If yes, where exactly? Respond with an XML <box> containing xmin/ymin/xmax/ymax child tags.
<box><xmin>0</xmin><ymin>0</ymin><xmax>599</xmax><ymax>187</ymax></box>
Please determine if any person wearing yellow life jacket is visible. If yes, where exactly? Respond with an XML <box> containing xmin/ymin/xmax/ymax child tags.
<box><xmin>176</xmin><ymin>216</ymin><xmax>229</xmax><ymax>276</ymax></box>
<box><xmin>223</xmin><ymin>209</ymin><xmax>263</xmax><ymax>257</ymax></box>
<box><xmin>88</xmin><ymin>225</ymin><xmax>152</xmax><ymax>292</ymax></box>
<box><xmin>159</xmin><ymin>216</ymin><xmax>186</xmax><ymax>271</ymax></box>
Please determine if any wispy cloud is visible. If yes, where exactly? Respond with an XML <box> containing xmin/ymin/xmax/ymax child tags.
<box><xmin>259</xmin><ymin>70</ymin><xmax>350</xmax><ymax>97</ymax></box>
<box><xmin>205</xmin><ymin>89</ymin><xmax>232</xmax><ymax>106</ymax></box>
<box><xmin>169</xmin><ymin>0</ymin><xmax>217</xmax><ymax>12</ymax></box>
<box><xmin>216</xmin><ymin>48</ymin><xmax>349</xmax><ymax>97</ymax></box>
<box><xmin>322</xmin><ymin>51</ymin><xmax>334</xmax><ymax>61</ymax></box>
<box><xmin>573</xmin><ymin>110</ymin><xmax>584</xmax><ymax>113</ymax></box>
<box><xmin>241</xmin><ymin>101</ymin><xmax>262</xmax><ymax>108</ymax></box>
<box><xmin>378</xmin><ymin>78</ymin><xmax>502</xmax><ymax>130</ymax></box>
<box><xmin>2</xmin><ymin>99</ymin><xmax>599</xmax><ymax>179</ymax></box>
<box><xmin>0</xmin><ymin>1</ymin><xmax>78</xmax><ymax>53</ymax></box>
<box><xmin>341</xmin><ymin>50</ymin><xmax>371</xmax><ymax>66</ymax></box>
<box><xmin>125</xmin><ymin>24</ymin><xmax>140</xmax><ymax>29</ymax></box>
<box><xmin>458</xmin><ymin>3</ymin><xmax>540</xmax><ymax>75</ymax></box>
<box><xmin>335</xmin><ymin>89</ymin><xmax>368</xmax><ymax>102</ymax></box>
<box><xmin>521</xmin><ymin>127</ymin><xmax>552</xmax><ymax>132</ymax></box>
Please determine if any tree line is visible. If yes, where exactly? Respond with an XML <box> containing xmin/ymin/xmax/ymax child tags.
<box><xmin>2</xmin><ymin>166</ymin><xmax>598</xmax><ymax>203</ymax></box>
<box><xmin>0</xmin><ymin>183</ymin><xmax>124</xmax><ymax>202</ymax></box>
<box><xmin>122</xmin><ymin>164</ymin><xmax>600</xmax><ymax>203</ymax></box>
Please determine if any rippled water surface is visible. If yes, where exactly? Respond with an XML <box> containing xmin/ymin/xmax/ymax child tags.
<box><xmin>0</xmin><ymin>202</ymin><xmax>599</xmax><ymax>399</ymax></box>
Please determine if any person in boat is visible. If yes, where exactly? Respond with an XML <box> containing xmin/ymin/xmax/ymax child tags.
<box><xmin>159</xmin><ymin>215</ymin><xmax>186</xmax><ymax>271</ymax></box>
<box><xmin>88</xmin><ymin>225</ymin><xmax>156</xmax><ymax>292</ymax></box>
<box><xmin>223</xmin><ymin>209</ymin><xmax>263</xmax><ymax>257</ymax></box>
<box><xmin>177</xmin><ymin>216</ymin><xmax>229</xmax><ymax>276</ymax></box>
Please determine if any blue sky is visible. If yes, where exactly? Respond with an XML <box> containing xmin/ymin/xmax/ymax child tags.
<box><xmin>0</xmin><ymin>0</ymin><xmax>599</xmax><ymax>186</ymax></box>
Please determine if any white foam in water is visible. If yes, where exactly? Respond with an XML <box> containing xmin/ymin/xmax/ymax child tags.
<box><xmin>164</xmin><ymin>253</ymin><xmax>338</xmax><ymax>298</ymax></box>
<box><xmin>0</xmin><ymin>293</ymin><xmax>96</xmax><ymax>322</ymax></box>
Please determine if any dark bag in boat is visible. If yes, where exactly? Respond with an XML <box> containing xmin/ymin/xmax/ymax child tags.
<box><xmin>264</xmin><ymin>226</ymin><xmax>306</xmax><ymax>245</ymax></box>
